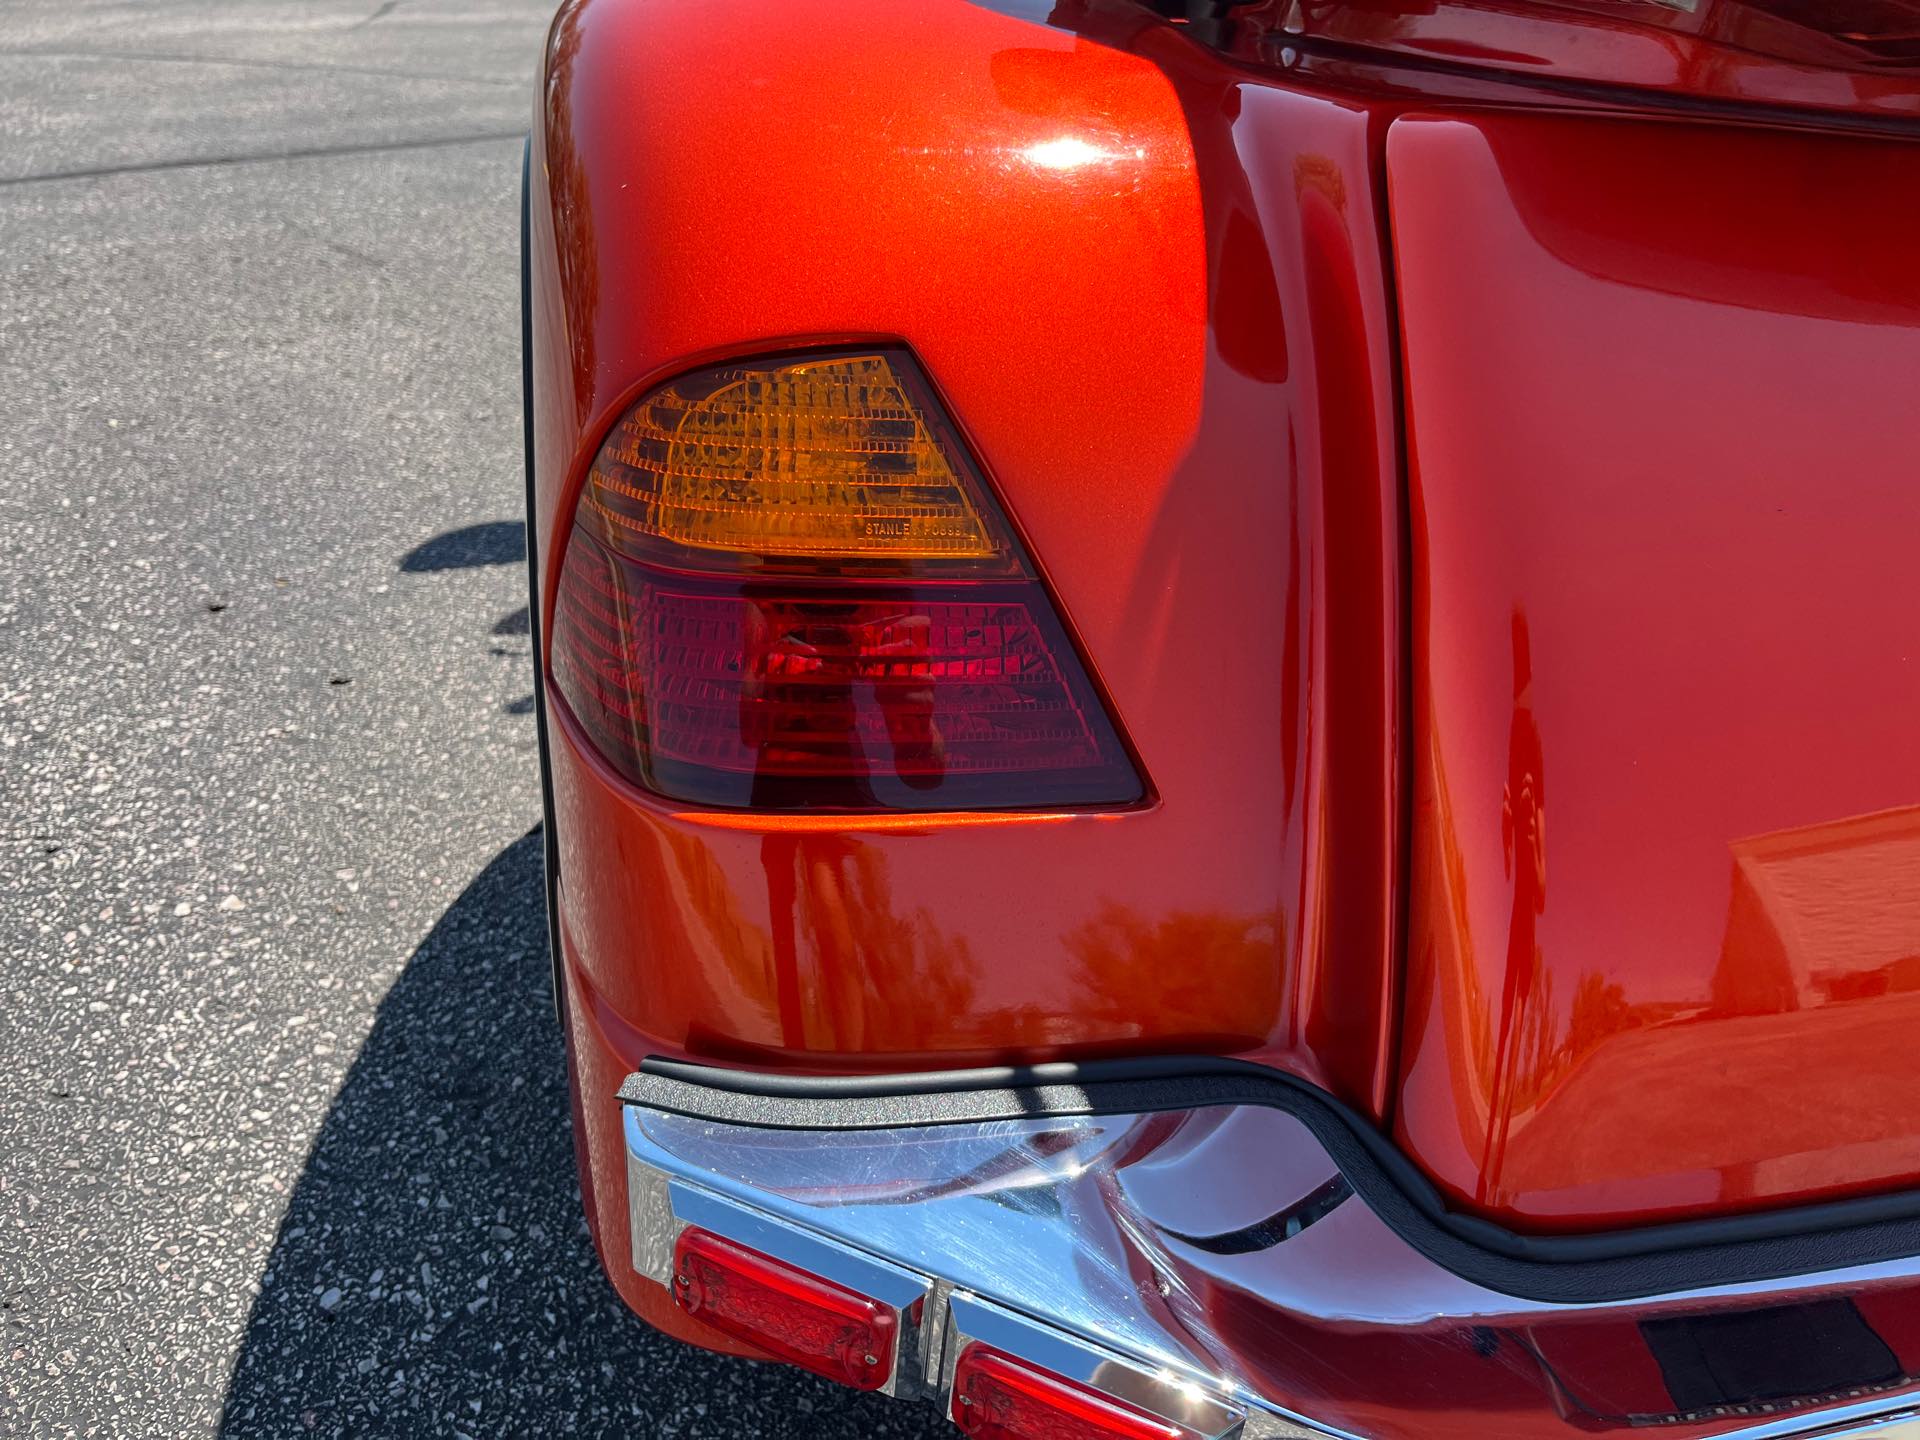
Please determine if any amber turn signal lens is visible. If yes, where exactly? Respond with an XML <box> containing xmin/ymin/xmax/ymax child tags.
<box><xmin>582</xmin><ymin>352</ymin><xmax>1008</xmax><ymax>570</ymax></box>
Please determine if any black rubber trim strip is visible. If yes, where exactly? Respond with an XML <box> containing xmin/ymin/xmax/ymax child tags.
<box><xmin>1162</xmin><ymin>1177</ymin><xmax>1354</xmax><ymax>1256</ymax></box>
<box><xmin>621</xmin><ymin>1055</ymin><xmax>1920</xmax><ymax>1303</ymax></box>
<box><xmin>519</xmin><ymin>135</ymin><xmax>566</xmax><ymax>1026</ymax></box>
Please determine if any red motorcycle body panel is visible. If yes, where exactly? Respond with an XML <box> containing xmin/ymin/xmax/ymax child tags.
<box><xmin>1391</xmin><ymin>110</ymin><xmax>1920</xmax><ymax>1227</ymax></box>
<box><xmin>528</xmin><ymin>0</ymin><xmax>1920</xmax><ymax>1294</ymax></box>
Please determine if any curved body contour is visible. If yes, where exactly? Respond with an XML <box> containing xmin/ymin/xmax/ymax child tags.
<box><xmin>526</xmin><ymin>0</ymin><xmax>1920</xmax><ymax>1430</ymax></box>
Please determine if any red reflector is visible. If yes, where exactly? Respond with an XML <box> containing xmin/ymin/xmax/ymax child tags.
<box><xmin>951</xmin><ymin>1344</ymin><xmax>1198</xmax><ymax>1440</ymax></box>
<box><xmin>671</xmin><ymin>1227</ymin><xmax>897</xmax><ymax>1391</ymax></box>
<box><xmin>548</xmin><ymin>347</ymin><xmax>1143</xmax><ymax>812</ymax></box>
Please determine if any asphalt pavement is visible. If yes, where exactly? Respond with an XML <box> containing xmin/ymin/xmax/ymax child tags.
<box><xmin>0</xmin><ymin>4</ymin><xmax>952</xmax><ymax>1436</ymax></box>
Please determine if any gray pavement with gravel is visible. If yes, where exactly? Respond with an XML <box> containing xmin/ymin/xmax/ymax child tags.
<box><xmin>0</xmin><ymin>3</ymin><xmax>952</xmax><ymax>1436</ymax></box>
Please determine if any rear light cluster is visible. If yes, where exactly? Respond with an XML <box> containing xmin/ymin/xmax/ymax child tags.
<box><xmin>549</xmin><ymin>349</ymin><xmax>1141</xmax><ymax>811</ymax></box>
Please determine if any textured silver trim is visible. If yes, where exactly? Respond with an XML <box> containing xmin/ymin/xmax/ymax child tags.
<box><xmin>625</xmin><ymin>1148</ymin><xmax>677</xmax><ymax>1287</ymax></box>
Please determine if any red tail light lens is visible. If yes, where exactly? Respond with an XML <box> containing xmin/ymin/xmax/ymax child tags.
<box><xmin>671</xmin><ymin>1227</ymin><xmax>898</xmax><ymax>1391</ymax></box>
<box><xmin>549</xmin><ymin>349</ymin><xmax>1142</xmax><ymax>811</ymax></box>
<box><xmin>951</xmin><ymin>1344</ymin><xmax>1198</xmax><ymax>1440</ymax></box>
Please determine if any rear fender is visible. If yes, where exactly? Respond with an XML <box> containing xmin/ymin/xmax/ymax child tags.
<box><xmin>527</xmin><ymin>0</ymin><xmax>1402</xmax><ymax>1094</ymax></box>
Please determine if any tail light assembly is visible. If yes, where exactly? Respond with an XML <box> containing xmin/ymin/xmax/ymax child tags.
<box><xmin>549</xmin><ymin>348</ymin><xmax>1143</xmax><ymax>811</ymax></box>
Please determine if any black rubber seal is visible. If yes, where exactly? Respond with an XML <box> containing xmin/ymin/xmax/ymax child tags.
<box><xmin>519</xmin><ymin>135</ymin><xmax>566</xmax><ymax>1026</ymax></box>
<box><xmin>621</xmin><ymin>1054</ymin><xmax>1920</xmax><ymax>1303</ymax></box>
<box><xmin>1162</xmin><ymin>1176</ymin><xmax>1353</xmax><ymax>1256</ymax></box>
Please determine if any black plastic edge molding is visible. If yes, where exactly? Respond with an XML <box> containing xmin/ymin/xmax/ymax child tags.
<box><xmin>621</xmin><ymin>1054</ymin><xmax>1920</xmax><ymax>1304</ymax></box>
<box><xmin>520</xmin><ymin>135</ymin><xmax>566</xmax><ymax>1025</ymax></box>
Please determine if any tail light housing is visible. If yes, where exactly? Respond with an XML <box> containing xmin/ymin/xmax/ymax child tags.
<box><xmin>549</xmin><ymin>348</ymin><xmax>1142</xmax><ymax>811</ymax></box>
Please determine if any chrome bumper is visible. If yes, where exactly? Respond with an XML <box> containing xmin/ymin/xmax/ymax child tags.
<box><xmin>622</xmin><ymin>1093</ymin><xmax>1920</xmax><ymax>1440</ymax></box>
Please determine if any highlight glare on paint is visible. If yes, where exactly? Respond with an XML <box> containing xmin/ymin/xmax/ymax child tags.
<box><xmin>1023</xmin><ymin>136</ymin><xmax>1111</xmax><ymax>170</ymax></box>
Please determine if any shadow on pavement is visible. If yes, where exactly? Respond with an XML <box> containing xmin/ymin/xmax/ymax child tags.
<box><xmin>219</xmin><ymin>830</ymin><xmax>949</xmax><ymax>1438</ymax></box>
<box><xmin>399</xmin><ymin>521</ymin><xmax>527</xmax><ymax>573</ymax></box>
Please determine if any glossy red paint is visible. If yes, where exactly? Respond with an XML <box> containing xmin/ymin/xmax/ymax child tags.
<box><xmin>1391</xmin><ymin>111</ymin><xmax>1920</xmax><ymax>1227</ymax></box>
<box><xmin>530</xmin><ymin>3</ymin><xmax>1402</xmax><ymax>1084</ymax></box>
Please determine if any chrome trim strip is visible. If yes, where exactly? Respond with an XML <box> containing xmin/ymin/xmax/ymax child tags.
<box><xmin>621</xmin><ymin>1101</ymin><xmax>1920</xmax><ymax>1440</ymax></box>
<box><xmin>667</xmin><ymin>1182</ymin><xmax>930</xmax><ymax>1316</ymax></box>
<box><xmin>1725</xmin><ymin>1408</ymin><xmax>1920</xmax><ymax>1440</ymax></box>
<box><xmin>623</xmin><ymin>1057</ymin><xmax>1920</xmax><ymax>1302</ymax></box>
